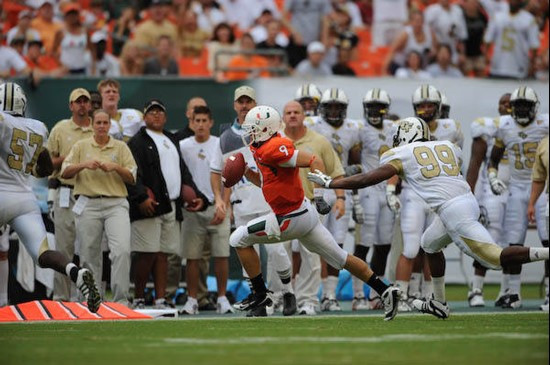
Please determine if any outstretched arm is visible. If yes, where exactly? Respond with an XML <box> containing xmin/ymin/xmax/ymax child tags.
<box><xmin>310</xmin><ymin>164</ymin><xmax>398</xmax><ymax>190</ymax></box>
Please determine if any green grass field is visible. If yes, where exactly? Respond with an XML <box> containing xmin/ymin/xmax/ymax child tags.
<box><xmin>1</xmin><ymin>285</ymin><xmax>548</xmax><ymax>365</ymax></box>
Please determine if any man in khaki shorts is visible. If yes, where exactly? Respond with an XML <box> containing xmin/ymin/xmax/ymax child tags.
<box><xmin>179</xmin><ymin>106</ymin><xmax>232</xmax><ymax>315</ymax></box>
<box><xmin>61</xmin><ymin>109</ymin><xmax>137</xmax><ymax>305</ymax></box>
<box><xmin>127</xmin><ymin>99</ymin><xmax>206</xmax><ymax>309</ymax></box>
<box><xmin>48</xmin><ymin>88</ymin><xmax>93</xmax><ymax>301</ymax></box>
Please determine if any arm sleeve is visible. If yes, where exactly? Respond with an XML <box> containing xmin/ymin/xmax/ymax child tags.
<box><xmin>380</xmin><ymin>150</ymin><xmax>404</xmax><ymax>176</ymax></box>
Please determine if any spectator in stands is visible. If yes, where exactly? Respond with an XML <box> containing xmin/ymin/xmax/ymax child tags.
<box><xmin>52</xmin><ymin>3</ymin><xmax>90</xmax><ymax>75</ymax></box>
<box><xmin>82</xmin><ymin>0</ymin><xmax>109</xmax><ymax>32</ymax></box>
<box><xmin>461</xmin><ymin>0</ymin><xmax>488</xmax><ymax>77</ymax></box>
<box><xmin>256</xmin><ymin>19</ymin><xmax>290</xmax><ymax>76</ymax></box>
<box><xmin>534</xmin><ymin>49</ymin><xmax>549</xmax><ymax>81</ymax></box>
<box><xmin>24</xmin><ymin>36</ymin><xmax>67</xmax><ymax>84</ymax></box>
<box><xmin>6</xmin><ymin>10</ymin><xmax>41</xmax><ymax>47</ymax></box>
<box><xmin>283</xmin><ymin>0</ymin><xmax>332</xmax><ymax>66</ymax></box>
<box><xmin>177</xmin><ymin>9</ymin><xmax>210</xmax><ymax>57</ymax></box>
<box><xmin>0</xmin><ymin>39</ymin><xmax>30</xmax><ymax>79</ymax></box>
<box><xmin>394</xmin><ymin>50</ymin><xmax>432</xmax><ymax>79</ymax></box>
<box><xmin>207</xmin><ymin>22</ymin><xmax>237</xmax><ymax>76</ymax></box>
<box><xmin>9</xmin><ymin>36</ymin><xmax>27</xmax><ymax>57</ymax></box>
<box><xmin>224</xmin><ymin>33</ymin><xmax>269</xmax><ymax>81</ymax></box>
<box><xmin>143</xmin><ymin>35</ymin><xmax>179</xmax><ymax>76</ymax></box>
<box><xmin>112</xmin><ymin>7</ymin><xmax>138</xmax><ymax>56</ymax></box>
<box><xmin>30</xmin><ymin>0</ymin><xmax>63</xmax><ymax>55</ymax></box>
<box><xmin>87</xmin><ymin>31</ymin><xmax>121</xmax><ymax>77</ymax></box>
<box><xmin>127</xmin><ymin>99</ymin><xmax>206</xmax><ymax>309</ymax></box>
<box><xmin>120</xmin><ymin>41</ymin><xmax>145</xmax><ymax>76</ymax></box>
<box><xmin>331</xmin><ymin>45</ymin><xmax>356</xmax><ymax>75</ymax></box>
<box><xmin>192</xmin><ymin>0</ymin><xmax>227</xmax><ymax>34</ymax></box>
<box><xmin>424</xmin><ymin>0</ymin><xmax>468</xmax><ymax>68</ymax></box>
<box><xmin>250</xmin><ymin>10</ymin><xmax>289</xmax><ymax>47</ymax></box>
<box><xmin>331</xmin><ymin>0</ymin><xmax>364</xmax><ymax>30</ymax></box>
<box><xmin>382</xmin><ymin>10</ymin><xmax>437</xmax><ymax>75</ymax></box>
<box><xmin>217</xmin><ymin>0</ymin><xmax>261</xmax><ymax>31</ymax></box>
<box><xmin>426</xmin><ymin>43</ymin><xmax>464</xmax><ymax>77</ymax></box>
<box><xmin>294</xmin><ymin>41</ymin><xmax>333</xmax><ymax>77</ymax></box>
<box><xmin>371</xmin><ymin>0</ymin><xmax>408</xmax><ymax>47</ymax></box>
<box><xmin>133</xmin><ymin>0</ymin><xmax>178</xmax><ymax>51</ymax></box>
<box><xmin>323</xmin><ymin>8</ymin><xmax>358</xmax><ymax>67</ymax></box>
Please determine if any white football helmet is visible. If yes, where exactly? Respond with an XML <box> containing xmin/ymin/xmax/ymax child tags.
<box><xmin>412</xmin><ymin>84</ymin><xmax>441</xmax><ymax>122</ymax></box>
<box><xmin>242</xmin><ymin>105</ymin><xmax>282</xmax><ymax>145</ymax></box>
<box><xmin>0</xmin><ymin>82</ymin><xmax>27</xmax><ymax>116</ymax></box>
<box><xmin>319</xmin><ymin>88</ymin><xmax>348</xmax><ymax>127</ymax></box>
<box><xmin>510</xmin><ymin>86</ymin><xmax>539</xmax><ymax>125</ymax></box>
<box><xmin>392</xmin><ymin>117</ymin><xmax>430</xmax><ymax>148</ymax></box>
<box><xmin>295</xmin><ymin>83</ymin><xmax>322</xmax><ymax>116</ymax></box>
<box><xmin>440</xmin><ymin>93</ymin><xmax>450</xmax><ymax>119</ymax></box>
<box><xmin>363</xmin><ymin>88</ymin><xmax>391</xmax><ymax>127</ymax></box>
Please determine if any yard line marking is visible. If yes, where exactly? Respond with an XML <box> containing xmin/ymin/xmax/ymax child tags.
<box><xmin>162</xmin><ymin>333</ymin><xmax>549</xmax><ymax>345</ymax></box>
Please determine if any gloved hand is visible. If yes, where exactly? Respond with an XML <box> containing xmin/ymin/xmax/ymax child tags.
<box><xmin>313</xmin><ymin>188</ymin><xmax>331</xmax><ymax>215</ymax></box>
<box><xmin>344</xmin><ymin>164</ymin><xmax>363</xmax><ymax>177</ymax></box>
<box><xmin>386</xmin><ymin>184</ymin><xmax>401</xmax><ymax>214</ymax></box>
<box><xmin>488</xmin><ymin>169</ymin><xmax>506</xmax><ymax>195</ymax></box>
<box><xmin>307</xmin><ymin>169</ymin><xmax>332</xmax><ymax>188</ymax></box>
<box><xmin>351</xmin><ymin>193</ymin><xmax>364</xmax><ymax>224</ymax></box>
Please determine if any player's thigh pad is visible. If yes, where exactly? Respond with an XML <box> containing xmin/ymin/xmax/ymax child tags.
<box><xmin>502</xmin><ymin>184</ymin><xmax>530</xmax><ymax>245</ymax></box>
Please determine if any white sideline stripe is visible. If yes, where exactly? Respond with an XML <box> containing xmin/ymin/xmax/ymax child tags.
<box><xmin>163</xmin><ymin>333</ymin><xmax>549</xmax><ymax>345</ymax></box>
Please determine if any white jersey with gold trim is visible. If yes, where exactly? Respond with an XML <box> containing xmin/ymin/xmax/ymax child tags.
<box><xmin>495</xmin><ymin>113</ymin><xmax>549</xmax><ymax>185</ymax></box>
<box><xmin>359</xmin><ymin>119</ymin><xmax>397</xmax><ymax>191</ymax></box>
<box><xmin>109</xmin><ymin>108</ymin><xmax>145</xmax><ymax>141</ymax></box>
<box><xmin>431</xmin><ymin>118</ymin><xmax>464</xmax><ymax>147</ymax></box>
<box><xmin>306</xmin><ymin>116</ymin><xmax>361</xmax><ymax>167</ymax></box>
<box><xmin>0</xmin><ymin>111</ymin><xmax>49</xmax><ymax>193</ymax></box>
<box><xmin>381</xmin><ymin>140</ymin><xmax>470</xmax><ymax>209</ymax></box>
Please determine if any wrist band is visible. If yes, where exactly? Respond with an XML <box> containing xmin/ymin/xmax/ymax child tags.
<box><xmin>337</xmin><ymin>196</ymin><xmax>346</xmax><ymax>200</ymax></box>
<box><xmin>308</xmin><ymin>155</ymin><xmax>316</xmax><ymax>166</ymax></box>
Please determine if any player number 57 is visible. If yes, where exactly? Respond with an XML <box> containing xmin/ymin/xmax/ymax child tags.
<box><xmin>7</xmin><ymin>128</ymin><xmax>44</xmax><ymax>174</ymax></box>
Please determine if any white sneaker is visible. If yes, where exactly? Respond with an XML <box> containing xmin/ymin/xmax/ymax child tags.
<box><xmin>352</xmin><ymin>295</ymin><xmax>369</xmax><ymax>311</ymax></box>
<box><xmin>320</xmin><ymin>295</ymin><xmax>341</xmax><ymax>312</ymax></box>
<box><xmin>298</xmin><ymin>303</ymin><xmax>317</xmax><ymax>316</ymax></box>
<box><xmin>154</xmin><ymin>298</ymin><xmax>168</xmax><ymax>309</ymax></box>
<box><xmin>216</xmin><ymin>296</ymin><xmax>235</xmax><ymax>314</ymax></box>
<box><xmin>381</xmin><ymin>286</ymin><xmax>400</xmax><ymax>321</ymax></box>
<box><xmin>412</xmin><ymin>298</ymin><xmax>450</xmax><ymax>319</ymax></box>
<box><xmin>397</xmin><ymin>292</ymin><xmax>412</xmax><ymax>312</ymax></box>
<box><xmin>468</xmin><ymin>289</ymin><xmax>486</xmax><ymax>307</ymax></box>
<box><xmin>179</xmin><ymin>298</ymin><xmax>199</xmax><ymax>315</ymax></box>
<box><xmin>76</xmin><ymin>268</ymin><xmax>101</xmax><ymax>313</ymax></box>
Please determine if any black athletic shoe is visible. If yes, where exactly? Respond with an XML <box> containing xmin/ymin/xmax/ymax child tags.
<box><xmin>245</xmin><ymin>292</ymin><xmax>273</xmax><ymax>317</ymax></box>
<box><xmin>233</xmin><ymin>293</ymin><xmax>254</xmax><ymax>311</ymax></box>
<box><xmin>282</xmin><ymin>292</ymin><xmax>297</xmax><ymax>316</ymax></box>
<box><xmin>494</xmin><ymin>292</ymin><xmax>510</xmax><ymax>307</ymax></box>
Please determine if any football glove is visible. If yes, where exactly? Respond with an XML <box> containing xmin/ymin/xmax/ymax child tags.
<box><xmin>308</xmin><ymin>169</ymin><xmax>333</xmax><ymax>188</ymax></box>
<box><xmin>386</xmin><ymin>184</ymin><xmax>401</xmax><ymax>214</ymax></box>
<box><xmin>488</xmin><ymin>169</ymin><xmax>506</xmax><ymax>195</ymax></box>
<box><xmin>313</xmin><ymin>197</ymin><xmax>332</xmax><ymax>215</ymax></box>
<box><xmin>351</xmin><ymin>193</ymin><xmax>364</xmax><ymax>224</ymax></box>
<box><xmin>344</xmin><ymin>164</ymin><xmax>363</xmax><ymax>177</ymax></box>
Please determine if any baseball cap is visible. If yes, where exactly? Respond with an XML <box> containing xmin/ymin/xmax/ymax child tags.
<box><xmin>69</xmin><ymin>88</ymin><xmax>91</xmax><ymax>103</ymax></box>
<box><xmin>307</xmin><ymin>41</ymin><xmax>325</xmax><ymax>54</ymax></box>
<box><xmin>63</xmin><ymin>3</ymin><xmax>80</xmax><ymax>14</ymax></box>
<box><xmin>144</xmin><ymin>99</ymin><xmax>166</xmax><ymax>114</ymax></box>
<box><xmin>90</xmin><ymin>31</ymin><xmax>107</xmax><ymax>44</ymax></box>
<box><xmin>18</xmin><ymin>10</ymin><xmax>33</xmax><ymax>20</ymax></box>
<box><xmin>36</xmin><ymin>0</ymin><xmax>54</xmax><ymax>9</ymax></box>
<box><xmin>234</xmin><ymin>86</ymin><xmax>256</xmax><ymax>101</ymax></box>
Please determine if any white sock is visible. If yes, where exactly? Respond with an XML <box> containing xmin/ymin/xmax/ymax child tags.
<box><xmin>0</xmin><ymin>259</ymin><xmax>7</xmax><ymax>307</ymax></box>
<box><xmin>432</xmin><ymin>276</ymin><xmax>446</xmax><ymax>303</ymax></box>
<box><xmin>352</xmin><ymin>276</ymin><xmax>364</xmax><ymax>298</ymax></box>
<box><xmin>217</xmin><ymin>295</ymin><xmax>228</xmax><ymax>304</ymax></box>
<box><xmin>409</xmin><ymin>272</ymin><xmax>421</xmax><ymax>296</ymax></box>
<box><xmin>323</xmin><ymin>275</ymin><xmax>338</xmax><ymax>298</ymax></box>
<box><xmin>281</xmin><ymin>281</ymin><xmax>294</xmax><ymax>294</ymax></box>
<box><xmin>395</xmin><ymin>280</ymin><xmax>409</xmax><ymax>298</ymax></box>
<box><xmin>187</xmin><ymin>296</ymin><xmax>198</xmax><ymax>305</ymax></box>
<box><xmin>509</xmin><ymin>274</ymin><xmax>521</xmax><ymax>295</ymax></box>
<box><xmin>529</xmin><ymin>247</ymin><xmax>549</xmax><ymax>261</ymax></box>
<box><xmin>422</xmin><ymin>280</ymin><xmax>433</xmax><ymax>299</ymax></box>
<box><xmin>499</xmin><ymin>274</ymin><xmax>510</xmax><ymax>295</ymax></box>
<box><xmin>65</xmin><ymin>263</ymin><xmax>78</xmax><ymax>279</ymax></box>
<box><xmin>472</xmin><ymin>275</ymin><xmax>485</xmax><ymax>291</ymax></box>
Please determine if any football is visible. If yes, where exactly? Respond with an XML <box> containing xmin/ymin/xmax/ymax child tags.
<box><xmin>181</xmin><ymin>184</ymin><xmax>197</xmax><ymax>206</ymax></box>
<box><xmin>222</xmin><ymin>152</ymin><xmax>246</xmax><ymax>188</ymax></box>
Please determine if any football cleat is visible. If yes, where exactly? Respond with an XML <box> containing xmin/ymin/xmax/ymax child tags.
<box><xmin>298</xmin><ymin>303</ymin><xmax>317</xmax><ymax>316</ymax></box>
<box><xmin>154</xmin><ymin>298</ymin><xmax>169</xmax><ymax>309</ymax></box>
<box><xmin>494</xmin><ymin>290</ymin><xmax>510</xmax><ymax>307</ymax></box>
<box><xmin>233</xmin><ymin>293</ymin><xmax>254</xmax><ymax>311</ymax></box>
<box><xmin>501</xmin><ymin>294</ymin><xmax>522</xmax><ymax>309</ymax></box>
<box><xmin>412</xmin><ymin>298</ymin><xmax>450</xmax><ymax>319</ymax></box>
<box><xmin>245</xmin><ymin>292</ymin><xmax>273</xmax><ymax>317</ymax></box>
<box><xmin>352</xmin><ymin>295</ymin><xmax>369</xmax><ymax>311</ymax></box>
<box><xmin>179</xmin><ymin>298</ymin><xmax>199</xmax><ymax>315</ymax></box>
<box><xmin>132</xmin><ymin>298</ymin><xmax>146</xmax><ymax>309</ymax></box>
<box><xmin>381</xmin><ymin>286</ymin><xmax>400</xmax><ymax>321</ymax></box>
<box><xmin>468</xmin><ymin>289</ymin><xmax>486</xmax><ymax>307</ymax></box>
<box><xmin>540</xmin><ymin>296</ymin><xmax>549</xmax><ymax>312</ymax></box>
<box><xmin>76</xmin><ymin>268</ymin><xmax>101</xmax><ymax>313</ymax></box>
<box><xmin>320</xmin><ymin>295</ymin><xmax>342</xmax><ymax>312</ymax></box>
<box><xmin>282</xmin><ymin>292</ymin><xmax>297</xmax><ymax>316</ymax></box>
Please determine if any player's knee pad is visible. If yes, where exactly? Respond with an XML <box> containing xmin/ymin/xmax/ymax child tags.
<box><xmin>229</xmin><ymin>226</ymin><xmax>249</xmax><ymax>248</ymax></box>
<box><xmin>402</xmin><ymin>241</ymin><xmax>420</xmax><ymax>259</ymax></box>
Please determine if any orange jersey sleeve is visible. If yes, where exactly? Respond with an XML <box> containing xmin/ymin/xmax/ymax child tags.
<box><xmin>253</xmin><ymin>135</ymin><xmax>304</xmax><ymax>215</ymax></box>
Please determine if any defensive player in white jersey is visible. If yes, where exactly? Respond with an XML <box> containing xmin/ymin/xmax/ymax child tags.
<box><xmin>295</xmin><ymin>83</ymin><xmax>322</xmax><ymax>117</ymax></box>
<box><xmin>440</xmin><ymin>93</ymin><xmax>450</xmax><ymax>119</ymax></box>
<box><xmin>353</xmin><ymin>88</ymin><xmax>398</xmax><ymax>310</ymax></box>
<box><xmin>483</xmin><ymin>0</ymin><xmax>540</xmax><ymax>79</ymax></box>
<box><xmin>465</xmin><ymin>93</ymin><xmax>512</xmax><ymax>307</ymax></box>
<box><xmin>306</xmin><ymin>87</ymin><xmax>363</xmax><ymax>311</ymax></box>
<box><xmin>390</xmin><ymin>84</ymin><xmax>464</xmax><ymax>311</ymax></box>
<box><xmin>309</xmin><ymin>117</ymin><xmax>550</xmax><ymax>319</ymax></box>
<box><xmin>97</xmin><ymin>79</ymin><xmax>145</xmax><ymax>141</ymax></box>
<box><xmin>0</xmin><ymin>82</ymin><xmax>101</xmax><ymax>312</ymax></box>
<box><xmin>488</xmin><ymin>86</ymin><xmax>549</xmax><ymax>309</ymax></box>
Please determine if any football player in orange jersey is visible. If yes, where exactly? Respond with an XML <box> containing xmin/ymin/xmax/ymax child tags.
<box><xmin>229</xmin><ymin>105</ymin><xmax>400</xmax><ymax>319</ymax></box>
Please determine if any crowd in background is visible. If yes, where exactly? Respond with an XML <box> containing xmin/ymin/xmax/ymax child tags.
<box><xmin>0</xmin><ymin>0</ymin><xmax>548</xmax><ymax>81</ymax></box>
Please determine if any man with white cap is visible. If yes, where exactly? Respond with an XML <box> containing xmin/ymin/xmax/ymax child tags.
<box><xmin>294</xmin><ymin>41</ymin><xmax>333</xmax><ymax>77</ymax></box>
<box><xmin>6</xmin><ymin>10</ymin><xmax>41</xmax><ymax>47</ymax></box>
<box><xmin>87</xmin><ymin>31</ymin><xmax>120</xmax><ymax>77</ymax></box>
